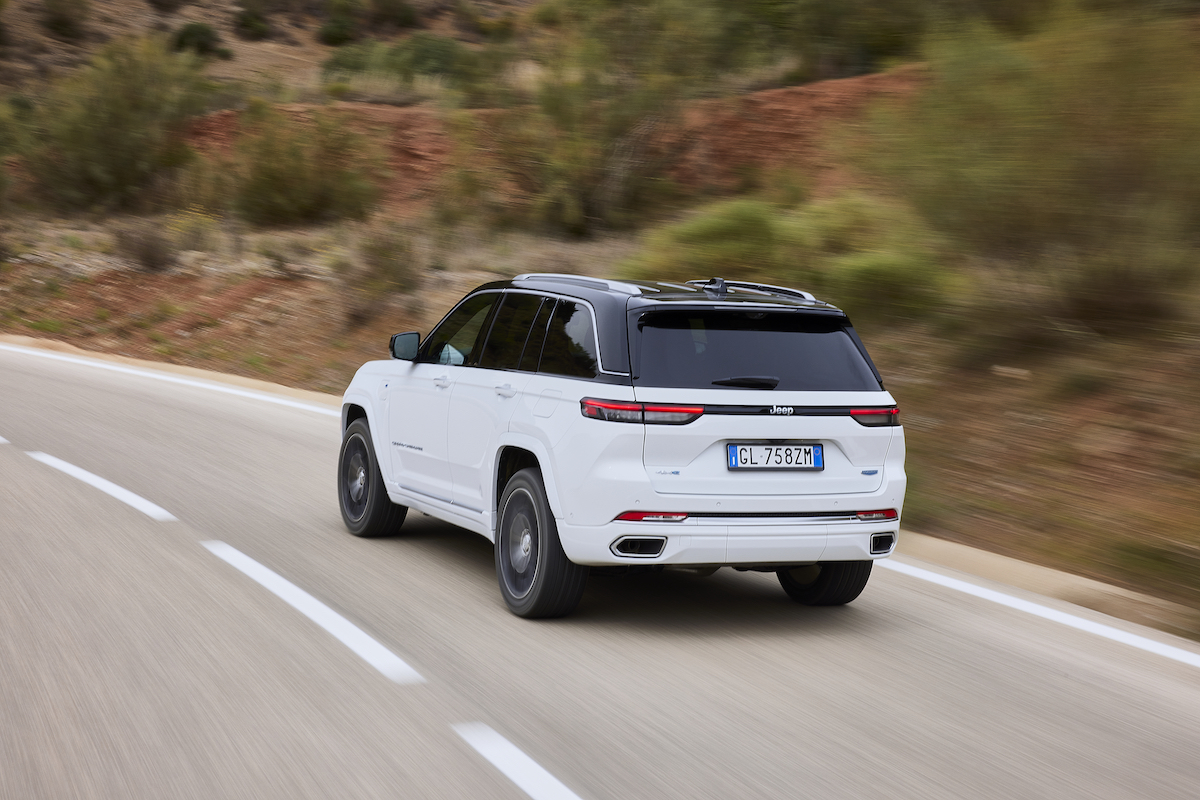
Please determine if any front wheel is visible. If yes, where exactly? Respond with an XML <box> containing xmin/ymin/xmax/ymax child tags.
<box><xmin>495</xmin><ymin>468</ymin><xmax>587</xmax><ymax>618</ymax></box>
<box><xmin>777</xmin><ymin>561</ymin><xmax>872</xmax><ymax>606</ymax></box>
<box><xmin>338</xmin><ymin>419</ymin><xmax>407</xmax><ymax>537</ymax></box>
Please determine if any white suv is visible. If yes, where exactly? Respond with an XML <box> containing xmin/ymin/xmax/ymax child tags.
<box><xmin>338</xmin><ymin>274</ymin><xmax>906</xmax><ymax>617</ymax></box>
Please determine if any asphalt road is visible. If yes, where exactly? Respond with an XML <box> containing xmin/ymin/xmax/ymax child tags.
<box><xmin>2</xmin><ymin>343</ymin><xmax>1199</xmax><ymax>800</ymax></box>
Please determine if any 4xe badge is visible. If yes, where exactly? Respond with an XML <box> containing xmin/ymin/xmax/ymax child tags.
<box><xmin>770</xmin><ymin>405</ymin><xmax>795</xmax><ymax>415</ymax></box>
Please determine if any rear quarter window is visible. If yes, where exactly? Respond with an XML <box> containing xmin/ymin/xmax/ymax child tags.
<box><xmin>634</xmin><ymin>311</ymin><xmax>881</xmax><ymax>391</ymax></box>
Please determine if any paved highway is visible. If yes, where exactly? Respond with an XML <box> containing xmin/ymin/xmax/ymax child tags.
<box><xmin>2</xmin><ymin>342</ymin><xmax>1198</xmax><ymax>799</ymax></box>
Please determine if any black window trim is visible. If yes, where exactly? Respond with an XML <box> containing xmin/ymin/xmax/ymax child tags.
<box><xmin>485</xmin><ymin>288</ymin><xmax>628</xmax><ymax>378</ymax></box>
<box><xmin>417</xmin><ymin>289</ymin><xmax>503</xmax><ymax>366</ymax></box>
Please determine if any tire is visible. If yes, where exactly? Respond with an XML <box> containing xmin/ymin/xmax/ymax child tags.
<box><xmin>777</xmin><ymin>561</ymin><xmax>872</xmax><ymax>606</ymax></box>
<box><xmin>338</xmin><ymin>419</ymin><xmax>407</xmax><ymax>538</ymax></box>
<box><xmin>495</xmin><ymin>468</ymin><xmax>587</xmax><ymax>618</ymax></box>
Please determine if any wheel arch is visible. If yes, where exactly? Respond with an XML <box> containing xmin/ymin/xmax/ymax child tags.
<box><xmin>493</xmin><ymin>437</ymin><xmax>564</xmax><ymax>528</ymax></box>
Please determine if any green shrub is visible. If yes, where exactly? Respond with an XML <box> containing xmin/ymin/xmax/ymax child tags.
<box><xmin>146</xmin><ymin>0</ymin><xmax>187</xmax><ymax>12</ymax></box>
<box><xmin>319</xmin><ymin>0</ymin><xmax>359</xmax><ymax>46</ymax></box>
<box><xmin>23</xmin><ymin>37</ymin><xmax>210</xmax><ymax>211</ymax></box>
<box><xmin>359</xmin><ymin>221</ymin><xmax>417</xmax><ymax>294</ymax></box>
<box><xmin>113</xmin><ymin>218</ymin><xmax>178</xmax><ymax>272</ymax></box>
<box><xmin>172</xmin><ymin>22</ymin><xmax>223</xmax><ymax>56</ymax></box>
<box><xmin>232</xmin><ymin>103</ymin><xmax>382</xmax><ymax>226</ymax></box>
<box><xmin>41</xmin><ymin>0</ymin><xmax>89</xmax><ymax>39</ymax></box>
<box><xmin>234</xmin><ymin>7</ymin><xmax>270</xmax><ymax>40</ymax></box>
<box><xmin>368</xmin><ymin>0</ymin><xmax>415</xmax><ymax>27</ymax></box>
<box><xmin>864</xmin><ymin>10</ymin><xmax>1200</xmax><ymax>330</ymax></box>
<box><xmin>323</xmin><ymin>34</ymin><xmax>469</xmax><ymax>80</ymax></box>
<box><xmin>464</xmin><ymin>0</ymin><xmax>721</xmax><ymax>234</ymax></box>
<box><xmin>621</xmin><ymin>192</ymin><xmax>946</xmax><ymax>321</ymax></box>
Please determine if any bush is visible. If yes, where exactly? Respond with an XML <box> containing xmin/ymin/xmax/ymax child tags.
<box><xmin>368</xmin><ymin>0</ymin><xmax>415</xmax><ymax>27</ymax></box>
<box><xmin>23</xmin><ymin>37</ymin><xmax>210</xmax><ymax>211</ymax></box>
<box><xmin>319</xmin><ymin>0</ymin><xmax>359</xmax><ymax>46</ymax></box>
<box><xmin>232</xmin><ymin>103</ymin><xmax>382</xmax><ymax>226</ymax></box>
<box><xmin>113</xmin><ymin>219</ymin><xmax>178</xmax><ymax>272</ymax></box>
<box><xmin>461</xmin><ymin>0</ymin><xmax>721</xmax><ymax>234</ymax></box>
<box><xmin>323</xmin><ymin>34</ymin><xmax>469</xmax><ymax>80</ymax></box>
<box><xmin>172</xmin><ymin>22</ymin><xmax>223</xmax><ymax>56</ymax></box>
<box><xmin>41</xmin><ymin>0</ymin><xmax>89</xmax><ymax>39</ymax></box>
<box><xmin>621</xmin><ymin>192</ymin><xmax>946</xmax><ymax>321</ymax></box>
<box><xmin>863</xmin><ymin>10</ymin><xmax>1200</xmax><ymax>330</ymax></box>
<box><xmin>336</xmin><ymin>221</ymin><xmax>419</xmax><ymax>326</ymax></box>
<box><xmin>146</xmin><ymin>0</ymin><xmax>187</xmax><ymax>12</ymax></box>
<box><xmin>234</xmin><ymin>7</ymin><xmax>270</xmax><ymax>40</ymax></box>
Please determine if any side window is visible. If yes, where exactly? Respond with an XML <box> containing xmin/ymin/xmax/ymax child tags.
<box><xmin>519</xmin><ymin>299</ymin><xmax>554</xmax><ymax>373</ymax></box>
<box><xmin>478</xmin><ymin>293</ymin><xmax>546</xmax><ymax>371</ymax></box>
<box><xmin>539</xmin><ymin>300</ymin><xmax>599</xmax><ymax>379</ymax></box>
<box><xmin>417</xmin><ymin>293</ymin><xmax>498</xmax><ymax>366</ymax></box>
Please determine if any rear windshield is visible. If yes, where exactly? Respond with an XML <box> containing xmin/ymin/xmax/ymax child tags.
<box><xmin>634</xmin><ymin>311</ymin><xmax>882</xmax><ymax>391</ymax></box>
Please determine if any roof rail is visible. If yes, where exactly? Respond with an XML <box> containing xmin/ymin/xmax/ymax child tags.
<box><xmin>513</xmin><ymin>273</ymin><xmax>644</xmax><ymax>296</ymax></box>
<box><xmin>686</xmin><ymin>279</ymin><xmax>817</xmax><ymax>303</ymax></box>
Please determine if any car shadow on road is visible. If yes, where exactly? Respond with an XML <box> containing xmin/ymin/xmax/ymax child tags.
<box><xmin>393</xmin><ymin>514</ymin><xmax>887</xmax><ymax>638</ymax></box>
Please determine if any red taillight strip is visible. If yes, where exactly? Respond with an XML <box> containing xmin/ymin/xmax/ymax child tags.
<box><xmin>582</xmin><ymin>399</ymin><xmax>642</xmax><ymax>412</ymax></box>
<box><xmin>850</xmin><ymin>407</ymin><xmax>899</xmax><ymax>427</ymax></box>
<box><xmin>616</xmin><ymin>511</ymin><xmax>689</xmax><ymax>522</ymax></box>
<box><xmin>581</xmin><ymin>398</ymin><xmax>704</xmax><ymax>424</ymax></box>
<box><xmin>856</xmin><ymin>509</ymin><xmax>898</xmax><ymax>521</ymax></box>
<box><xmin>644</xmin><ymin>404</ymin><xmax>705</xmax><ymax>414</ymax></box>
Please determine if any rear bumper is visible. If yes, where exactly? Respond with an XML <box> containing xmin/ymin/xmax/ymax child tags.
<box><xmin>556</xmin><ymin>517</ymin><xmax>899</xmax><ymax>567</ymax></box>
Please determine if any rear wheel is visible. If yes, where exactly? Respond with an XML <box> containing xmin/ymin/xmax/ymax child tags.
<box><xmin>338</xmin><ymin>419</ymin><xmax>407</xmax><ymax>537</ymax></box>
<box><xmin>777</xmin><ymin>561</ymin><xmax>872</xmax><ymax>605</ymax></box>
<box><xmin>496</xmin><ymin>468</ymin><xmax>587</xmax><ymax>618</ymax></box>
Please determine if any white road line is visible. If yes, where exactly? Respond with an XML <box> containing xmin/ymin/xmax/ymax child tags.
<box><xmin>0</xmin><ymin>435</ymin><xmax>8</xmax><ymax>444</ymax></box>
<box><xmin>201</xmin><ymin>541</ymin><xmax>424</xmax><ymax>685</ymax></box>
<box><xmin>453</xmin><ymin>723</ymin><xmax>585</xmax><ymax>800</ymax></box>
<box><xmin>27</xmin><ymin>452</ymin><xmax>178</xmax><ymax>522</ymax></box>
<box><xmin>878</xmin><ymin>559</ymin><xmax>1200</xmax><ymax>670</ymax></box>
<box><xmin>0</xmin><ymin>343</ymin><xmax>339</xmax><ymax>417</ymax></box>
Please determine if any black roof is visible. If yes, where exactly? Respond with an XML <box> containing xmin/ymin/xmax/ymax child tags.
<box><xmin>464</xmin><ymin>273</ymin><xmax>850</xmax><ymax>376</ymax></box>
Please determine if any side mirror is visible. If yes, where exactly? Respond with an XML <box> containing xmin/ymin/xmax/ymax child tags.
<box><xmin>389</xmin><ymin>331</ymin><xmax>420</xmax><ymax>361</ymax></box>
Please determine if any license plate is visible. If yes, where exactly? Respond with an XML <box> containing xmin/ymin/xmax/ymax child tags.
<box><xmin>727</xmin><ymin>444</ymin><xmax>823</xmax><ymax>470</ymax></box>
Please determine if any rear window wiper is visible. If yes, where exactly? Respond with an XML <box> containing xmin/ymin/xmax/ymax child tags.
<box><xmin>711</xmin><ymin>375</ymin><xmax>780</xmax><ymax>389</ymax></box>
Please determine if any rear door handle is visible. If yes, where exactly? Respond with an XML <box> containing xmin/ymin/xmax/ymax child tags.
<box><xmin>434</xmin><ymin>375</ymin><xmax>451</xmax><ymax>388</ymax></box>
<box><xmin>494</xmin><ymin>384</ymin><xmax>516</xmax><ymax>398</ymax></box>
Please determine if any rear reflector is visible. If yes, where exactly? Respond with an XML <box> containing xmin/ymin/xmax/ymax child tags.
<box><xmin>856</xmin><ymin>509</ymin><xmax>898</xmax><ymax>522</ymax></box>
<box><xmin>582</xmin><ymin>398</ymin><xmax>703</xmax><ymax>425</ymax></box>
<box><xmin>616</xmin><ymin>511</ymin><xmax>689</xmax><ymax>522</ymax></box>
<box><xmin>850</xmin><ymin>407</ymin><xmax>900</xmax><ymax>427</ymax></box>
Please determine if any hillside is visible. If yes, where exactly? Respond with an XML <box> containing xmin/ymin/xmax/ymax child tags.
<box><xmin>1</xmin><ymin>4</ymin><xmax>1199</xmax><ymax>636</ymax></box>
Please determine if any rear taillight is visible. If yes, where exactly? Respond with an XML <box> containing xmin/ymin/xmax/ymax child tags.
<box><xmin>850</xmin><ymin>407</ymin><xmax>900</xmax><ymax>427</ymax></box>
<box><xmin>580</xmin><ymin>398</ymin><xmax>643</xmax><ymax>423</ymax></box>
<box><xmin>616</xmin><ymin>511</ymin><xmax>689</xmax><ymax>522</ymax></box>
<box><xmin>581</xmin><ymin>398</ymin><xmax>703</xmax><ymax>425</ymax></box>
<box><xmin>856</xmin><ymin>509</ymin><xmax>898</xmax><ymax>522</ymax></box>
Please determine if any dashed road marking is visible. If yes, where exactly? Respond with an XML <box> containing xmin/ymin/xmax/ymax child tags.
<box><xmin>27</xmin><ymin>451</ymin><xmax>177</xmax><ymax>522</ymax></box>
<box><xmin>878</xmin><ymin>559</ymin><xmax>1200</xmax><ymax>670</ymax></box>
<box><xmin>201</xmin><ymin>541</ymin><xmax>424</xmax><ymax>684</ymax></box>
<box><xmin>453</xmin><ymin>722</ymin><xmax>585</xmax><ymax>800</ymax></box>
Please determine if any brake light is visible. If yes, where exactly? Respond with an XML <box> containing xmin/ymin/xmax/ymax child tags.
<box><xmin>616</xmin><ymin>511</ymin><xmax>689</xmax><ymax>522</ymax></box>
<box><xmin>856</xmin><ymin>509</ymin><xmax>898</xmax><ymax>522</ymax></box>
<box><xmin>581</xmin><ymin>398</ymin><xmax>703</xmax><ymax>425</ymax></box>
<box><xmin>850</xmin><ymin>407</ymin><xmax>900</xmax><ymax>427</ymax></box>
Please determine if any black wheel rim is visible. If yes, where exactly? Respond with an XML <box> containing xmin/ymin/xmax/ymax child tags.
<box><xmin>341</xmin><ymin>433</ymin><xmax>370</xmax><ymax>523</ymax></box>
<box><xmin>499</xmin><ymin>488</ymin><xmax>539</xmax><ymax>600</ymax></box>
